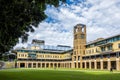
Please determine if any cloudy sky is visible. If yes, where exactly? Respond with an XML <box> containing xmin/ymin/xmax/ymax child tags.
<box><xmin>15</xmin><ymin>0</ymin><xmax>120</xmax><ymax>48</ymax></box>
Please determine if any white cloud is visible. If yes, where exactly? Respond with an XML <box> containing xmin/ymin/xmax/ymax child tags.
<box><xmin>14</xmin><ymin>0</ymin><xmax>120</xmax><ymax>48</ymax></box>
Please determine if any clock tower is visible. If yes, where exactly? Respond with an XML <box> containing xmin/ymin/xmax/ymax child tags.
<box><xmin>72</xmin><ymin>24</ymin><xmax>86</xmax><ymax>68</ymax></box>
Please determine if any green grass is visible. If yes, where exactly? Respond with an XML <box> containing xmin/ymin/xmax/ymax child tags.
<box><xmin>0</xmin><ymin>68</ymin><xmax>120</xmax><ymax>80</ymax></box>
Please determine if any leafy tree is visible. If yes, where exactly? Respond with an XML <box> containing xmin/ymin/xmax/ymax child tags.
<box><xmin>0</xmin><ymin>0</ymin><xmax>66</xmax><ymax>54</ymax></box>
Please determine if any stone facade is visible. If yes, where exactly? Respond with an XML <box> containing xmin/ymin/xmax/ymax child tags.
<box><xmin>16</xmin><ymin>24</ymin><xmax>120</xmax><ymax>71</ymax></box>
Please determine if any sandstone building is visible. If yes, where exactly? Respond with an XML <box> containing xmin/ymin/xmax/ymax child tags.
<box><xmin>16</xmin><ymin>24</ymin><xmax>120</xmax><ymax>71</ymax></box>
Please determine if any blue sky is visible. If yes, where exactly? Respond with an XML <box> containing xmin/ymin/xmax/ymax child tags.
<box><xmin>15</xmin><ymin>0</ymin><xmax>120</xmax><ymax>48</ymax></box>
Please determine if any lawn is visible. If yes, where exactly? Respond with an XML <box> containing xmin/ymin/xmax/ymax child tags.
<box><xmin>0</xmin><ymin>68</ymin><xmax>120</xmax><ymax>80</ymax></box>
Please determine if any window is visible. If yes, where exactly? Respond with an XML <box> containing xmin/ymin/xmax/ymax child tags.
<box><xmin>96</xmin><ymin>48</ymin><xmax>98</xmax><ymax>52</ymax></box>
<box><xmin>74</xmin><ymin>56</ymin><xmax>76</xmax><ymax>61</ymax></box>
<box><xmin>82</xmin><ymin>28</ymin><xmax>84</xmax><ymax>32</ymax></box>
<box><xmin>100</xmin><ymin>55</ymin><xmax>103</xmax><ymax>59</ymax></box>
<box><xmin>107</xmin><ymin>45</ymin><xmax>112</xmax><ymax>50</ymax></box>
<box><xmin>76</xmin><ymin>28</ymin><xmax>78</xmax><ymax>32</ymax></box>
<box><xmin>19</xmin><ymin>54</ymin><xmax>20</xmax><ymax>57</ymax></box>
<box><xmin>92</xmin><ymin>49</ymin><xmax>94</xmax><ymax>53</ymax></box>
<box><xmin>74</xmin><ymin>51</ymin><xmax>76</xmax><ymax>55</ymax></box>
<box><xmin>22</xmin><ymin>54</ymin><xmax>24</xmax><ymax>57</ymax></box>
<box><xmin>101</xmin><ymin>47</ymin><xmax>105</xmax><ymax>51</ymax></box>
<box><xmin>78</xmin><ymin>56</ymin><xmax>80</xmax><ymax>60</ymax></box>
<box><xmin>118</xmin><ymin>43</ymin><xmax>120</xmax><ymax>48</ymax></box>
<box><xmin>74</xmin><ymin>35</ymin><xmax>77</xmax><ymax>39</ymax></box>
<box><xmin>89</xmin><ymin>50</ymin><xmax>91</xmax><ymax>54</ymax></box>
<box><xmin>87</xmin><ymin>50</ymin><xmax>89</xmax><ymax>54</ymax></box>
<box><xmin>40</xmin><ymin>55</ymin><xmax>42</xmax><ymax>58</ymax></box>
<box><xmin>80</xmin><ymin>34</ymin><xmax>85</xmax><ymax>39</ymax></box>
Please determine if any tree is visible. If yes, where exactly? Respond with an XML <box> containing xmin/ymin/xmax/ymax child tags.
<box><xmin>0</xmin><ymin>0</ymin><xmax>66</xmax><ymax>53</ymax></box>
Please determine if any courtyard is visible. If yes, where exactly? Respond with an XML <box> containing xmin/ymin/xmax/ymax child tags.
<box><xmin>0</xmin><ymin>68</ymin><xmax>120</xmax><ymax>80</ymax></box>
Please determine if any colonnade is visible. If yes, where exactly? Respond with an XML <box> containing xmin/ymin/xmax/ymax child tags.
<box><xmin>73</xmin><ymin>58</ymin><xmax>120</xmax><ymax>70</ymax></box>
<box><xmin>17</xmin><ymin>62</ymin><xmax>71</xmax><ymax>68</ymax></box>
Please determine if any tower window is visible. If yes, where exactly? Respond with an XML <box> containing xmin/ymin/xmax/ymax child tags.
<box><xmin>74</xmin><ymin>56</ymin><xmax>76</xmax><ymax>61</ymax></box>
<box><xmin>82</xmin><ymin>28</ymin><xmax>84</xmax><ymax>32</ymax></box>
<box><xmin>80</xmin><ymin>34</ymin><xmax>85</xmax><ymax>39</ymax></box>
<box><xmin>78</xmin><ymin>56</ymin><xmax>80</xmax><ymax>60</ymax></box>
<box><xmin>75</xmin><ymin>35</ymin><xmax>77</xmax><ymax>39</ymax></box>
<box><xmin>76</xmin><ymin>28</ymin><xmax>78</xmax><ymax>32</ymax></box>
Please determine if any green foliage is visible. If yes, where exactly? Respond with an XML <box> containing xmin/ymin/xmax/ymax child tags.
<box><xmin>0</xmin><ymin>0</ymin><xmax>66</xmax><ymax>53</ymax></box>
<box><xmin>2</xmin><ymin>54</ymin><xmax>9</xmax><ymax>61</ymax></box>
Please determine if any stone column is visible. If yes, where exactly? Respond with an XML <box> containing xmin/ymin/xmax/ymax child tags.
<box><xmin>45</xmin><ymin>63</ymin><xmax>46</xmax><ymax>68</ymax></box>
<box><xmin>80</xmin><ymin>62</ymin><xmax>82</xmax><ymax>69</ymax></box>
<box><xmin>25</xmin><ymin>63</ymin><xmax>28</xmax><ymax>68</ymax></box>
<box><xmin>61</xmin><ymin>63</ymin><xmax>63</xmax><ymax>68</ymax></box>
<box><xmin>89</xmin><ymin>60</ymin><xmax>91</xmax><ymax>69</ymax></box>
<box><xmin>76</xmin><ymin>63</ymin><xmax>78</xmax><ymax>68</ymax></box>
<box><xmin>116</xmin><ymin>58</ymin><xmax>119</xmax><ymax>71</ymax></box>
<box><xmin>57</xmin><ymin>63</ymin><xmax>58</xmax><ymax>68</ymax></box>
<box><xmin>62</xmin><ymin>63</ymin><xmax>65</xmax><ymax>68</ymax></box>
<box><xmin>26</xmin><ymin>62</ymin><xmax>28</xmax><ymax>68</ymax></box>
<box><xmin>24</xmin><ymin>63</ymin><xmax>26</xmax><ymax>68</ymax></box>
<box><xmin>39</xmin><ymin>63</ymin><xmax>41</xmax><ymax>68</ymax></box>
<box><xmin>72</xmin><ymin>62</ymin><xmax>74</xmax><ymax>68</ymax></box>
<box><xmin>94</xmin><ymin>60</ymin><xmax>97</xmax><ymax>69</ymax></box>
<box><xmin>37</xmin><ymin>63</ymin><xmax>39</xmax><ymax>68</ymax></box>
<box><xmin>49</xmin><ymin>63</ymin><xmax>50</xmax><ymax>68</ymax></box>
<box><xmin>68</xmin><ymin>63</ymin><xmax>69</xmax><ymax>68</ymax></box>
<box><xmin>72</xmin><ymin>55</ymin><xmax>74</xmax><ymax>68</ymax></box>
<box><xmin>68</xmin><ymin>63</ymin><xmax>70</xmax><ymax>68</ymax></box>
<box><xmin>25</xmin><ymin>62</ymin><xmax>28</xmax><ymax>68</ymax></box>
<box><xmin>108</xmin><ymin>59</ymin><xmax>111</xmax><ymax>70</ymax></box>
<box><xmin>17</xmin><ymin>62</ymin><xmax>20</xmax><ymax>68</ymax></box>
<box><xmin>100</xmin><ymin>60</ymin><xmax>103</xmax><ymax>70</ymax></box>
<box><xmin>41</xmin><ymin>63</ymin><xmax>42</xmax><ymax>68</ymax></box>
<box><xmin>31</xmin><ymin>62</ymin><xmax>33</xmax><ymax>68</ymax></box>
<box><xmin>35</xmin><ymin>63</ymin><xmax>37</xmax><ymax>68</ymax></box>
<box><xmin>53</xmin><ymin>63</ymin><xmax>54</xmax><ymax>68</ymax></box>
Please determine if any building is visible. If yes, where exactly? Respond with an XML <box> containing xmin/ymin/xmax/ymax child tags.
<box><xmin>16</xmin><ymin>24</ymin><xmax>120</xmax><ymax>71</ymax></box>
<box><xmin>16</xmin><ymin>42</ymin><xmax>73</xmax><ymax>68</ymax></box>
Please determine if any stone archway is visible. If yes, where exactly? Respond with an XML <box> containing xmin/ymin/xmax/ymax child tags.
<box><xmin>20</xmin><ymin>63</ymin><xmax>25</xmax><ymax>68</ymax></box>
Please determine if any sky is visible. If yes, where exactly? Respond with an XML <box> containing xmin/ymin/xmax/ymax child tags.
<box><xmin>14</xmin><ymin>0</ymin><xmax>120</xmax><ymax>48</ymax></box>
